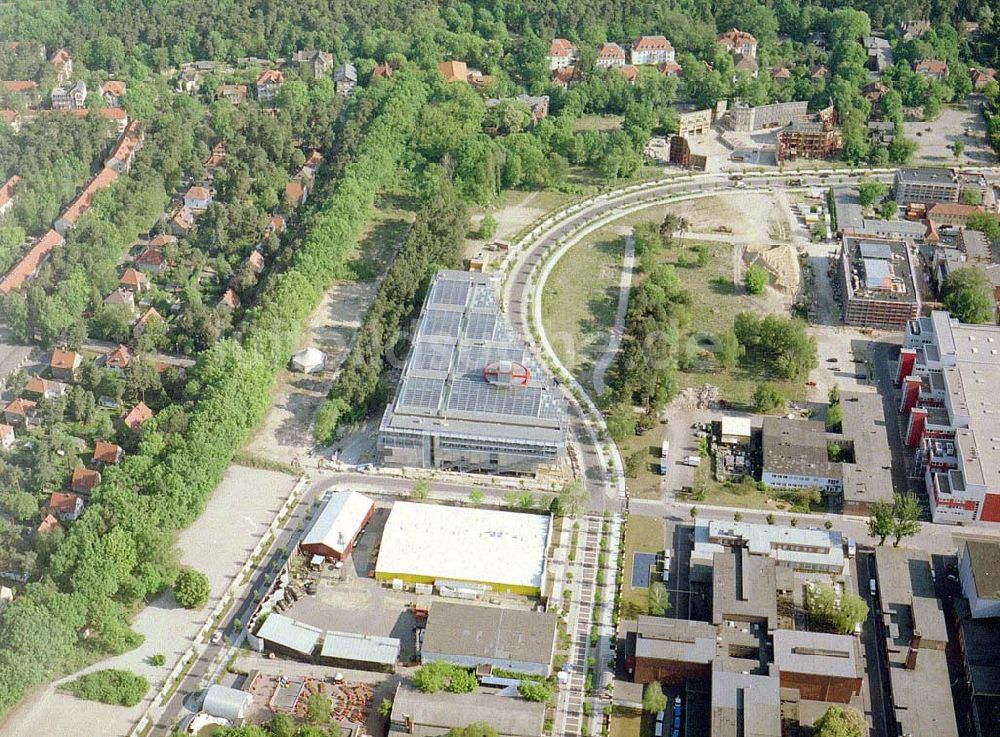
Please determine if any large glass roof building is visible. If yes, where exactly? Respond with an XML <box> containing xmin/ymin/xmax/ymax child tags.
<box><xmin>377</xmin><ymin>270</ymin><xmax>567</xmax><ymax>474</ymax></box>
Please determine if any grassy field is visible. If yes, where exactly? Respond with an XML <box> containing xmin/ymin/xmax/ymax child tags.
<box><xmin>621</xmin><ymin>514</ymin><xmax>666</xmax><ymax>618</ymax></box>
<box><xmin>542</xmin><ymin>231</ymin><xmax>625</xmax><ymax>392</ymax></box>
<box><xmin>618</xmin><ymin>426</ymin><xmax>669</xmax><ymax>500</ymax></box>
<box><xmin>655</xmin><ymin>238</ymin><xmax>806</xmax><ymax>406</ymax></box>
<box><xmin>348</xmin><ymin>190</ymin><xmax>418</xmax><ymax>280</ymax></box>
<box><xmin>610</xmin><ymin>710</ymin><xmax>644</xmax><ymax>737</ymax></box>
<box><xmin>573</xmin><ymin>114</ymin><xmax>624</xmax><ymax>131</ymax></box>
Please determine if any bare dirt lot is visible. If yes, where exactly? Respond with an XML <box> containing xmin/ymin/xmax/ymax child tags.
<box><xmin>664</xmin><ymin>192</ymin><xmax>792</xmax><ymax>245</ymax></box>
<box><xmin>904</xmin><ymin>100</ymin><xmax>995</xmax><ymax>165</ymax></box>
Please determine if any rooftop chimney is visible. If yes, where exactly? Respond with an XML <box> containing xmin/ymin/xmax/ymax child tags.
<box><xmin>905</xmin><ymin>629</ymin><xmax>921</xmax><ymax>670</ymax></box>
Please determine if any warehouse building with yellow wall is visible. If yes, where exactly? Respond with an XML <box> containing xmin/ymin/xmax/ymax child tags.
<box><xmin>374</xmin><ymin>501</ymin><xmax>551</xmax><ymax>598</ymax></box>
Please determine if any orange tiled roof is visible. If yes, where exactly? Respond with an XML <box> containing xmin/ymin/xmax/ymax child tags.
<box><xmin>0</xmin><ymin>175</ymin><xmax>19</xmax><ymax>210</ymax></box>
<box><xmin>0</xmin><ymin>229</ymin><xmax>64</xmax><ymax>294</ymax></box>
<box><xmin>92</xmin><ymin>440</ymin><xmax>122</xmax><ymax>464</ymax></box>
<box><xmin>60</xmin><ymin>167</ymin><xmax>119</xmax><ymax>227</ymax></box>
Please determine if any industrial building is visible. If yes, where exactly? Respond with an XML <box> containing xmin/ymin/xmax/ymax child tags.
<box><xmin>378</xmin><ymin>270</ymin><xmax>567</xmax><ymax>475</ymax></box>
<box><xmin>374</xmin><ymin>502</ymin><xmax>551</xmax><ymax>597</ymax></box>
<box><xmin>771</xmin><ymin>630</ymin><xmax>862</xmax><ymax>703</ymax></box>
<box><xmin>873</xmin><ymin>546</ymin><xmax>958</xmax><ymax>737</ymax></box>
<box><xmin>256</xmin><ymin>613</ymin><xmax>323</xmax><ymax>661</ymax></box>
<box><xmin>202</xmin><ymin>685</ymin><xmax>253</xmax><ymax>722</ymax></box>
<box><xmin>617</xmin><ymin>528</ymin><xmax>865</xmax><ymax>737</ymax></box>
<box><xmin>760</xmin><ymin>417</ymin><xmax>842</xmax><ymax>495</ymax></box>
<box><xmin>838</xmin><ymin>236</ymin><xmax>922</xmax><ymax>329</ymax></box>
<box><xmin>954</xmin><ymin>584</ymin><xmax>1000</xmax><ymax>737</ymax></box>
<box><xmin>837</xmin><ymin>391</ymin><xmax>895</xmax><ymax>514</ymax></box>
<box><xmin>896</xmin><ymin>311</ymin><xmax>1000</xmax><ymax>523</ymax></box>
<box><xmin>421</xmin><ymin>602</ymin><xmax>557</xmax><ymax>676</ymax></box>
<box><xmin>318</xmin><ymin>630</ymin><xmax>400</xmax><ymax>672</ymax></box>
<box><xmin>958</xmin><ymin>537</ymin><xmax>1000</xmax><ymax>618</ymax></box>
<box><xmin>299</xmin><ymin>491</ymin><xmax>374</xmax><ymax>561</ymax></box>
<box><xmin>692</xmin><ymin>519</ymin><xmax>845</xmax><ymax>573</ymax></box>
<box><xmin>727</xmin><ymin>100</ymin><xmax>807</xmax><ymax>132</ymax></box>
<box><xmin>388</xmin><ymin>684</ymin><xmax>545</xmax><ymax>737</ymax></box>
<box><xmin>894</xmin><ymin>167</ymin><xmax>961</xmax><ymax>205</ymax></box>
<box><xmin>834</xmin><ymin>187</ymin><xmax>930</xmax><ymax>240</ymax></box>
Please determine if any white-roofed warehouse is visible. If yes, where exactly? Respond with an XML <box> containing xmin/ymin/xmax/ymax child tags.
<box><xmin>299</xmin><ymin>490</ymin><xmax>374</xmax><ymax>560</ymax></box>
<box><xmin>375</xmin><ymin>502</ymin><xmax>551</xmax><ymax>596</ymax></box>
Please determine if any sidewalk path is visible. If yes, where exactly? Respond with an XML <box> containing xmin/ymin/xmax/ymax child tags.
<box><xmin>592</xmin><ymin>235</ymin><xmax>634</xmax><ymax>395</ymax></box>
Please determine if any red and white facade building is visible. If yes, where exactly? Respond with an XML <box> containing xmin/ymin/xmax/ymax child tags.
<box><xmin>896</xmin><ymin>311</ymin><xmax>1000</xmax><ymax>524</ymax></box>
<box><xmin>549</xmin><ymin>38</ymin><xmax>576</xmax><ymax>70</ymax></box>
<box><xmin>631</xmin><ymin>36</ymin><xmax>675</xmax><ymax>66</ymax></box>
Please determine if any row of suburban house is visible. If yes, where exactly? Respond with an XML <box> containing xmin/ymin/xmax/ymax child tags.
<box><xmin>0</xmin><ymin>119</ymin><xmax>144</xmax><ymax>294</ymax></box>
<box><xmin>175</xmin><ymin>54</ymin><xmax>358</xmax><ymax>101</ymax></box>
<box><xmin>3</xmin><ymin>346</ymin><xmax>157</xmax><ymax>538</ymax></box>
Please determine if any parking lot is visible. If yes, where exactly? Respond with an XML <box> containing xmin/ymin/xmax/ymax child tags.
<box><xmin>904</xmin><ymin>100</ymin><xmax>995</xmax><ymax>164</ymax></box>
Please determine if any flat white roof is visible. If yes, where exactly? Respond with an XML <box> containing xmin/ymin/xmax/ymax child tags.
<box><xmin>302</xmin><ymin>491</ymin><xmax>374</xmax><ymax>556</ymax></box>
<box><xmin>375</xmin><ymin>502</ymin><xmax>551</xmax><ymax>590</ymax></box>
<box><xmin>721</xmin><ymin>416</ymin><xmax>752</xmax><ymax>438</ymax></box>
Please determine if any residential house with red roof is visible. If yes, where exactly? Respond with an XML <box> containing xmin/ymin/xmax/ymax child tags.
<box><xmin>48</xmin><ymin>492</ymin><xmax>84</xmax><ymax>522</ymax></box>
<box><xmin>55</xmin><ymin>167</ymin><xmax>119</xmax><ymax>234</ymax></box>
<box><xmin>717</xmin><ymin>28</ymin><xmax>758</xmax><ymax>59</ymax></box>
<box><xmin>971</xmin><ymin>67</ymin><xmax>996</xmax><ymax>90</ymax></box>
<box><xmin>256</xmin><ymin>69</ymin><xmax>284</xmax><ymax>103</ymax></box>
<box><xmin>136</xmin><ymin>245</ymin><xmax>168</xmax><ymax>273</ymax></box>
<box><xmin>50</xmin><ymin>48</ymin><xmax>73</xmax><ymax>82</ymax></box>
<box><xmin>618</xmin><ymin>65</ymin><xmax>639</xmax><ymax>84</ymax></box>
<box><xmin>811</xmin><ymin>65</ymin><xmax>831</xmax><ymax>81</ymax></box>
<box><xmin>217</xmin><ymin>84</ymin><xmax>248</xmax><ymax>104</ymax></box>
<box><xmin>596</xmin><ymin>43</ymin><xmax>626</xmax><ymax>68</ymax></box>
<box><xmin>218</xmin><ymin>288</ymin><xmax>241</xmax><ymax>310</ymax></box>
<box><xmin>658</xmin><ymin>62</ymin><xmax>683</xmax><ymax>78</ymax></box>
<box><xmin>631</xmin><ymin>36</ymin><xmax>674</xmax><ymax>66</ymax></box>
<box><xmin>0</xmin><ymin>175</ymin><xmax>19</xmax><ymax>221</ymax></box>
<box><xmin>770</xmin><ymin>66</ymin><xmax>792</xmax><ymax>81</ymax></box>
<box><xmin>50</xmin><ymin>348</ymin><xmax>82</xmax><ymax>382</ymax></box>
<box><xmin>99</xmin><ymin>80</ymin><xmax>126</xmax><ymax>107</ymax></box>
<box><xmin>103</xmin><ymin>344</ymin><xmax>132</xmax><ymax>374</ymax></box>
<box><xmin>551</xmin><ymin>67</ymin><xmax>576</xmax><ymax>89</ymax></box>
<box><xmin>123</xmin><ymin>401</ymin><xmax>153</xmax><ymax>432</ymax></box>
<box><xmin>3</xmin><ymin>398</ymin><xmax>36</xmax><ymax>427</ymax></box>
<box><xmin>0</xmin><ymin>423</ymin><xmax>15</xmax><ymax>449</ymax></box>
<box><xmin>184</xmin><ymin>185</ymin><xmax>212</xmax><ymax>211</ymax></box>
<box><xmin>23</xmin><ymin>376</ymin><xmax>66</xmax><ymax>400</ymax></box>
<box><xmin>133</xmin><ymin>307</ymin><xmax>162</xmax><ymax>339</ymax></box>
<box><xmin>438</xmin><ymin>60</ymin><xmax>470</xmax><ymax>83</ymax></box>
<box><xmin>37</xmin><ymin>513</ymin><xmax>61</xmax><ymax>535</ymax></box>
<box><xmin>0</xmin><ymin>110</ymin><xmax>20</xmax><ymax>132</ymax></box>
<box><xmin>71</xmin><ymin>466</ymin><xmax>101</xmax><ymax>494</ymax></box>
<box><xmin>119</xmin><ymin>268</ymin><xmax>148</xmax><ymax>293</ymax></box>
<box><xmin>92</xmin><ymin>440</ymin><xmax>123</xmax><ymax>466</ymax></box>
<box><xmin>549</xmin><ymin>39</ymin><xmax>576</xmax><ymax>70</ymax></box>
<box><xmin>0</xmin><ymin>229</ymin><xmax>64</xmax><ymax>294</ymax></box>
<box><xmin>285</xmin><ymin>180</ymin><xmax>308</xmax><ymax>209</ymax></box>
<box><xmin>915</xmin><ymin>59</ymin><xmax>948</xmax><ymax>81</ymax></box>
<box><xmin>170</xmin><ymin>206</ymin><xmax>195</xmax><ymax>236</ymax></box>
<box><xmin>105</xmin><ymin>120</ymin><xmax>144</xmax><ymax>174</ymax></box>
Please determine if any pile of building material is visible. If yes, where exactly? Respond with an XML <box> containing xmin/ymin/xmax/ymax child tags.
<box><xmin>675</xmin><ymin>384</ymin><xmax>720</xmax><ymax>409</ymax></box>
<box><xmin>747</xmin><ymin>244</ymin><xmax>801</xmax><ymax>291</ymax></box>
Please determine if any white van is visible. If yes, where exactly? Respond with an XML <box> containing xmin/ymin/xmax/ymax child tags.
<box><xmin>869</xmin><ymin>578</ymin><xmax>877</xmax><ymax>596</ymax></box>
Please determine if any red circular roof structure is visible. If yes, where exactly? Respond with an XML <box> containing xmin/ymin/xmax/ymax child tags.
<box><xmin>483</xmin><ymin>360</ymin><xmax>530</xmax><ymax>387</ymax></box>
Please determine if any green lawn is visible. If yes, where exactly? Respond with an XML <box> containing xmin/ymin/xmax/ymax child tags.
<box><xmin>573</xmin><ymin>114</ymin><xmax>624</xmax><ymax>132</ymax></box>
<box><xmin>347</xmin><ymin>190</ymin><xmax>418</xmax><ymax>280</ymax></box>
<box><xmin>542</xmin><ymin>232</ymin><xmax>625</xmax><ymax>392</ymax></box>
<box><xmin>621</xmin><ymin>515</ymin><xmax>665</xmax><ymax>617</ymax></box>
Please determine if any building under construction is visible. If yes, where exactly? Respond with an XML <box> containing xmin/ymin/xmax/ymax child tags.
<box><xmin>377</xmin><ymin>270</ymin><xmax>567</xmax><ymax>474</ymax></box>
<box><xmin>838</xmin><ymin>236</ymin><xmax>922</xmax><ymax>329</ymax></box>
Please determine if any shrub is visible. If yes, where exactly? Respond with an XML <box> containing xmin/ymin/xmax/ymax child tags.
<box><xmin>745</xmin><ymin>263</ymin><xmax>768</xmax><ymax>294</ymax></box>
<box><xmin>62</xmin><ymin>670</ymin><xmax>148</xmax><ymax>706</ymax></box>
<box><xmin>173</xmin><ymin>568</ymin><xmax>211</xmax><ymax>609</ymax></box>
